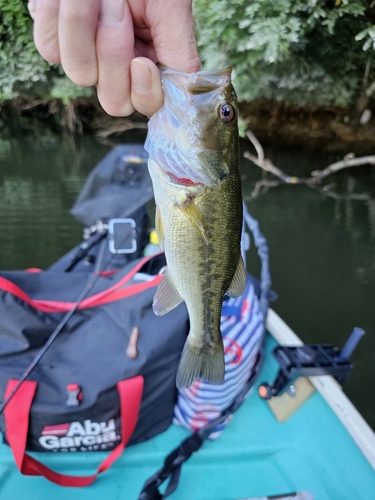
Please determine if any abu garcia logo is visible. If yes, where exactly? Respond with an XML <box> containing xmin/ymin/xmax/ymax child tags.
<box><xmin>39</xmin><ymin>419</ymin><xmax>120</xmax><ymax>452</ymax></box>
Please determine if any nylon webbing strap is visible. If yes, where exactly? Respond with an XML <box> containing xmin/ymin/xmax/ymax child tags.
<box><xmin>5</xmin><ymin>377</ymin><xmax>144</xmax><ymax>487</ymax></box>
<box><xmin>139</xmin><ymin>433</ymin><xmax>204</xmax><ymax>500</ymax></box>
<box><xmin>138</xmin><ymin>348</ymin><xmax>264</xmax><ymax>500</ymax></box>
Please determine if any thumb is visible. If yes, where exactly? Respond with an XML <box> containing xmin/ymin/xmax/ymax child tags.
<box><xmin>148</xmin><ymin>0</ymin><xmax>201</xmax><ymax>73</ymax></box>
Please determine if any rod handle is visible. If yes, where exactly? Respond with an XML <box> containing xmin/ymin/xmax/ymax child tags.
<box><xmin>339</xmin><ymin>327</ymin><xmax>365</xmax><ymax>360</ymax></box>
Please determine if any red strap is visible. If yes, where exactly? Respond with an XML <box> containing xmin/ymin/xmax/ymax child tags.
<box><xmin>83</xmin><ymin>275</ymin><xmax>162</xmax><ymax>309</ymax></box>
<box><xmin>0</xmin><ymin>254</ymin><xmax>163</xmax><ymax>313</ymax></box>
<box><xmin>4</xmin><ymin>377</ymin><xmax>144</xmax><ymax>487</ymax></box>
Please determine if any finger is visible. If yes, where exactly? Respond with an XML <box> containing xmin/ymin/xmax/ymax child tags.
<box><xmin>147</xmin><ymin>0</ymin><xmax>201</xmax><ymax>73</ymax></box>
<box><xmin>131</xmin><ymin>58</ymin><xmax>163</xmax><ymax>117</ymax></box>
<box><xmin>33</xmin><ymin>0</ymin><xmax>61</xmax><ymax>64</ymax></box>
<box><xmin>96</xmin><ymin>0</ymin><xmax>135</xmax><ymax>116</ymax></box>
<box><xmin>59</xmin><ymin>0</ymin><xmax>100</xmax><ymax>87</ymax></box>
<box><xmin>27</xmin><ymin>0</ymin><xmax>37</xmax><ymax>20</ymax></box>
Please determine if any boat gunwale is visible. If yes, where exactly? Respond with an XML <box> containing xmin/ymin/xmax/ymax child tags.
<box><xmin>266</xmin><ymin>307</ymin><xmax>375</xmax><ymax>471</ymax></box>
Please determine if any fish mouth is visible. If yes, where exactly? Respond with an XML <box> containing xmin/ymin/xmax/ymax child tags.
<box><xmin>145</xmin><ymin>66</ymin><xmax>233</xmax><ymax>188</ymax></box>
<box><xmin>159</xmin><ymin>66</ymin><xmax>232</xmax><ymax>95</ymax></box>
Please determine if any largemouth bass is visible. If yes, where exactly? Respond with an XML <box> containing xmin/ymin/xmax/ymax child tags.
<box><xmin>145</xmin><ymin>67</ymin><xmax>246</xmax><ymax>388</ymax></box>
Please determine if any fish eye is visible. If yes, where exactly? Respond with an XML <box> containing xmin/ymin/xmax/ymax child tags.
<box><xmin>219</xmin><ymin>103</ymin><xmax>235</xmax><ymax>123</ymax></box>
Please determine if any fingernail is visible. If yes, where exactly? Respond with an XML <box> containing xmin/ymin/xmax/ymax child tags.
<box><xmin>131</xmin><ymin>59</ymin><xmax>153</xmax><ymax>93</ymax></box>
<box><xmin>100</xmin><ymin>0</ymin><xmax>124</xmax><ymax>25</ymax></box>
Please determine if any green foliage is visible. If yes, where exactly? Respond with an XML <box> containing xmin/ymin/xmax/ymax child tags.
<box><xmin>50</xmin><ymin>77</ymin><xmax>94</xmax><ymax>105</ymax></box>
<box><xmin>0</xmin><ymin>0</ymin><xmax>50</xmax><ymax>100</ymax></box>
<box><xmin>194</xmin><ymin>0</ymin><xmax>374</xmax><ymax>106</ymax></box>
<box><xmin>0</xmin><ymin>1</ymin><xmax>92</xmax><ymax>104</ymax></box>
<box><xmin>356</xmin><ymin>26</ymin><xmax>375</xmax><ymax>52</ymax></box>
<box><xmin>0</xmin><ymin>0</ymin><xmax>374</xmax><ymax>109</ymax></box>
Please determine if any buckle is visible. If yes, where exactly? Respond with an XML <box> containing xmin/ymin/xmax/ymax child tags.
<box><xmin>108</xmin><ymin>218</ymin><xmax>137</xmax><ymax>254</ymax></box>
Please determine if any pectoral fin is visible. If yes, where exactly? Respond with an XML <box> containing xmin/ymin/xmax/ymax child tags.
<box><xmin>227</xmin><ymin>256</ymin><xmax>247</xmax><ymax>298</ymax></box>
<box><xmin>177</xmin><ymin>198</ymin><xmax>209</xmax><ymax>245</ymax></box>
<box><xmin>153</xmin><ymin>268</ymin><xmax>183</xmax><ymax>316</ymax></box>
<box><xmin>155</xmin><ymin>205</ymin><xmax>164</xmax><ymax>250</ymax></box>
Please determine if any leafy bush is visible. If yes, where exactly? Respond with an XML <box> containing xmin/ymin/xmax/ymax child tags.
<box><xmin>0</xmin><ymin>0</ymin><xmax>50</xmax><ymax>100</ymax></box>
<box><xmin>50</xmin><ymin>77</ymin><xmax>94</xmax><ymax>105</ymax></box>
<box><xmin>0</xmin><ymin>0</ymin><xmax>374</xmax><ymax>109</ymax></box>
<box><xmin>194</xmin><ymin>0</ymin><xmax>375</xmax><ymax>106</ymax></box>
<box><xmin>0</xmin><ymin>1</ymin><xmax>93</xmax><ymax>103</ymax></box>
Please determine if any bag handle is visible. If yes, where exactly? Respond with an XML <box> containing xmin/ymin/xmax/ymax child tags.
<box><xmin>4</xmin><ymin>376</ymin><xmax>144</xmax><ymax>487</ymax></box>
<box><xmin>0</xmin><ymin>254</ymin><xmax>163</xmax><ymax>314</ymax></box>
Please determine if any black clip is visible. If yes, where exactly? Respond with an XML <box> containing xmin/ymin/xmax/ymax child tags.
<box><xmin>259</xmin><ymin>327</ymin><xmax>365</xmax><ymax>400</ymax></box>
<box><xmin>66</xmin><ymin>384</ymin><xmax>82</xmax><ymax>406</ymax></box>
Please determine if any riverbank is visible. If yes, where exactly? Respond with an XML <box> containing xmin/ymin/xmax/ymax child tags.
<box><xmin>241</xmin><ymin>100</ymin><xmax>375</xmax><ymax>155</ymax></box>
<box><xmin>1</xmin><ymin>95</ymin><xmax>374</xmax><ymax>154</ymax></box>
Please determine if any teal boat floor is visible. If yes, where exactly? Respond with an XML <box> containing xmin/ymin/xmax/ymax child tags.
<box><xmin>0</xmin><ymin>334</ymin><xmax>374</xmax><ymax>500</ymax></box>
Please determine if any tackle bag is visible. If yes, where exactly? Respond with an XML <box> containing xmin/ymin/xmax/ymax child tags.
<box><xmin>0</xmin><ymin>253</ymin><xmax>189</xmax><ymax>486</ymax></box>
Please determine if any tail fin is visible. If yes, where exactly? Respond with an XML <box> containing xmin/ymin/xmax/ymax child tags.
<box><xmin>176</xmin><ymin>339</ymin><xmax>225</xmax><ymax>389</ymax></box>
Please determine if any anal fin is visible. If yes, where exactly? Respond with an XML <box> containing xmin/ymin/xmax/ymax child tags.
<box><xmin>153</xmin><ymin>268</ymin><xmax>183</xmax><ymax>316</ymax></box>
<box><xmin>227</xmin><ymin>256</ymin><xmax>247</xmax><ymax>298</ymax></box>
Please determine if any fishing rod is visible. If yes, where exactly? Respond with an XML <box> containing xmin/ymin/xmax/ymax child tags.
<box><xmin>0</xmin><ymin>223</ymin><xmax>138</xmax><ymax>416</ymax></box>
<box><xmin>63</xmin><ymin>228</ymin><xmax>107</xmax><ymax>272</ymax></box>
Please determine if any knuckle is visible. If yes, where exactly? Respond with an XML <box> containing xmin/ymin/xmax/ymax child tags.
<box><xmin>96</xmin><ymin>46</ymin><xmax>125</xmax><ymax>64</ymax></box>
<box><xmin>60</xmin><ymin>5</ymin><xmax>91</xmax><ymax>25</ymax></box>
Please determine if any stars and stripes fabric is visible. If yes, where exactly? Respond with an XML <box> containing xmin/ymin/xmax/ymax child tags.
<box><xmin>173</xmin><ymin>277</ymin><xmax>264</xmax><ymax>438</ymax></box>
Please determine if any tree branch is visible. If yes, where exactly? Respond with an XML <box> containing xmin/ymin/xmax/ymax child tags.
<box><xmin>243</xmin><ymin>128</ymin><xmax>375</xmax><ymax>199</ymax></box>
<box><xmin>244</xmin><ymin>129</ymin><xmax>375</xmax><ymax>185</ymax></box>
<box><xmin>310</xmin><ymin>155</ymin><xmax>375</xmax><ymax>180</ymax></box>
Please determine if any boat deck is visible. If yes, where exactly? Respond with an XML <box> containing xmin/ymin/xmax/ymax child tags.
<box><xmin>0</xmin><ymin>334</ymin><xmax>374</xmax><ymax>500</ymax></box>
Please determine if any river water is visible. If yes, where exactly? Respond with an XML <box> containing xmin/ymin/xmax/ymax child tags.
<box><xmin>0</xmin><ymin>118</ymin><xmax>374</xmax><ymax>429</ymax></box>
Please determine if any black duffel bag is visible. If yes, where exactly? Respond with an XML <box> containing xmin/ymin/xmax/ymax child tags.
<box><xmin>0</xmin><ymin>253</ymin><xmax>188</xmax><ymax>486</ymax></box>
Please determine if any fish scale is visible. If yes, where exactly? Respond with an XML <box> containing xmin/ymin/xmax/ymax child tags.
<box><xmin>146</xmin><ymin>67</ymin><xmax>246</xmax><ymax>388</ymax></box>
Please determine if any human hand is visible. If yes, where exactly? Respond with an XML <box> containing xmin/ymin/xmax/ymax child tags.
<box><xmin>28</xmin><ymin>0</ymin><xmax>200</xmax><ymax>117</ymax></box>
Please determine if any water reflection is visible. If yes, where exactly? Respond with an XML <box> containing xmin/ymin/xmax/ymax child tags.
<box><xmin>241</xmin><ymin>142</ymin><xmax>375</xmax><ymax>428</ymax></box>
<box><xmin>0</xmin><ymin>122</ymin><xmax>374</xmax><ymax>429</ymax></box>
